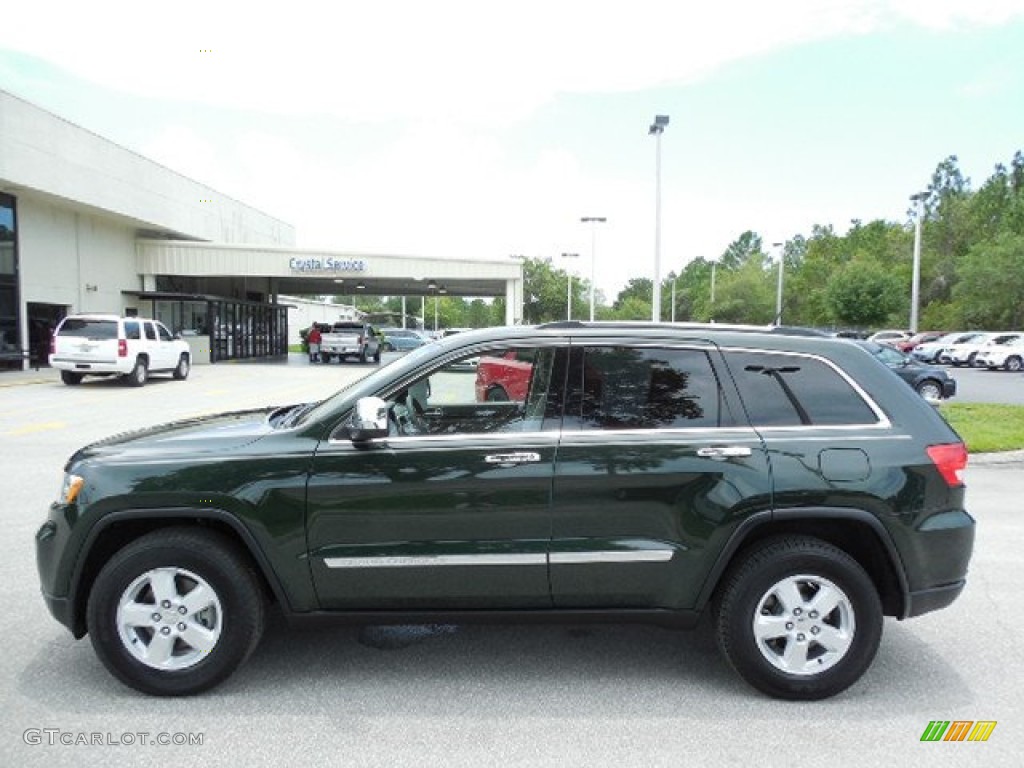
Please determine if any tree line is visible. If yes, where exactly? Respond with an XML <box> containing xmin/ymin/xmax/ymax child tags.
<box><xmin>337</xmin><ymin>150</ymin><xmax>1024</xmax><ymax>331</ymax></box>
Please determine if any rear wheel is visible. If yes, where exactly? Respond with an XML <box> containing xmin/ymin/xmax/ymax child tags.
<box><xmin>125</xmin><ymin>357</ymin><xmax>148</xmax><ymax>387</ymax></box>
<box><xmin>172</xmin><ymin>354</ymin><xmax>190</xmax><ymax>381</ymax></box>
<box><xmin>60</xmin><ymin>370</ymin><xmax>83</xmax><ymax>386</ymax></box>
<box><xmin>86</xmin><ymin>528</ymin><xmax>265</xmax><ymax>696</ymax></box>
<box><xmin>716</xmin><ymin>536</ymin><xmax>882</xmax><ymax>700</ymax></box>
<box><xmin>1006</xmin><ymin>356</ymin><xmax>1022</xmax><ymax>372</ymax></box>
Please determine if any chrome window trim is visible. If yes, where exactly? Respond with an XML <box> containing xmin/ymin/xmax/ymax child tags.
<box><xmin>720</xmin><ymin>345</ymin><xmax>891</xmax><ymax>429</ymax></box>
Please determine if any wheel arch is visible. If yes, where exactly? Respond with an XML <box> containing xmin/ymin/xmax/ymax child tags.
<box><xmin>697</xmin><ymin>507</ymin><xmax>909</xmax><ymax>619</ymax></box>
<box><xmin>68</xmin><ymin>508</ymin><xmax>291</xmax><ymax>638</ymax></box>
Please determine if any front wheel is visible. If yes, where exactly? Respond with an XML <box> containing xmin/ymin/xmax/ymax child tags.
<box><xmin>1006</xmin><ymin>356</ymin><xmax>1023</xmax><ymax>372</ymax></box>
<box><xmin>916</xmin><ymin>379</ymin><xmax>943</xmax><ymax>401</ymax></box>
<box><xmin>172</xmin><ymin>354</ymin><xmax>190</xmax><ymax>380</ymax></box>
<box><xmin>86</xmin><ymin>529</ymin><xmax>265</xmax><ymax>696</ymax></box>
<box><xmin>715</xmin><ymin>536</ymin><xmax>882</xmax><ymax>700</ymax></box>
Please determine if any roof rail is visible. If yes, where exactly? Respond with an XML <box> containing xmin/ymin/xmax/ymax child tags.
<box><xmin>536</xmin><ymin>320</ymin><xmax>828</xmax><ymax>337</ymax></box>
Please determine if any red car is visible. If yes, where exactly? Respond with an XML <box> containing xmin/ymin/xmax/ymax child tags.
<box><xmin>474</xmin><ymin>349</ymin><xmax>533</xmax><ymax>401</ymax></box>
<box><xmin>896</xmin><ymin>331</ymin><xmax>948</xmax><ymax>353</ymax></box>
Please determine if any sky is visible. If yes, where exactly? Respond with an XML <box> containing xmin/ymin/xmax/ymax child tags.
<box><xmin>1</xmin><ymin>0</ymin><xmax>1023</xmax><ymax>299</ymax></box>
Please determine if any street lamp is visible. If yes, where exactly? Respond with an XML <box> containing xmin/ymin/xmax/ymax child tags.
<box><xmin>580</xmin><ymin>216</ymin><xmax>607</xmax><ymax>321</ymax></box>
<box><xmin>670</xmin><ymin>272</ymin><xmax>680</xmax><ymax>322</ymax></box>
<box><xmin>910</xmin><ymin>192</ymin><xmax>927</xmax><ymax>333</ymax></box>
<box><xmin>709</xmin><ymin>259</ymin><xmax>716</xmax><ymax>322</ymax></box>
<box><xmin>773</xmin><ymin>241</ymin><xmax>784</xmax><ymax>325</ymax></box>
<box><xmin>649</xmin><ymin>114</ymin><xmax>669</xmax><ymax>322</ymax></box>
<box><xmin>561</xmin><ymin>252</ymin><xmax>579</xmax><ymax>321</ymax></box>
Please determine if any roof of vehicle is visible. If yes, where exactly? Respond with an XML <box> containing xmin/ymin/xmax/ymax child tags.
<box><xmin>59</xmin><ymin>314</ymin><xmax>154</xmax><ymax>323</ymax></box>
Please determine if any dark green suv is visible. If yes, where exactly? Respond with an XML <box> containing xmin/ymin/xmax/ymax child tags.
<box><xmin>35</xmin><ymin>323</ymin><xmax>974</xmax><ymax>699</ymax></box>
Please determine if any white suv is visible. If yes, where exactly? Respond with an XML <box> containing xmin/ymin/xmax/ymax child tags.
<box><xmin>975</xmin><ymin>336</ymin><xmax>1024</xmax><ymax>371</ymax></box>
<box><xmin>49</xmin><ymin>314</ymin><xmax>191</xmax><ymax>387</ymax></box>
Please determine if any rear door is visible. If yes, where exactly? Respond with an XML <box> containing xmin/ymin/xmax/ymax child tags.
<box><xmin>548</xmin><ymin>338</ymin><xmax>772</xmax><ymax>611</ymax></box>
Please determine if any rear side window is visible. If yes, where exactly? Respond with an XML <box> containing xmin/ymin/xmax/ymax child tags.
<box><xmin>123</xmin><ymin>321</ymin><xmax>141</xmax><ymax>340</ymax></box>
<box><xmin>566</xmin><ymin>346</ymin><xmax>726</xmax><ymax>430</ymax></box>
<box><xmin>57</xmin><ymin>319</ymin><xmax>117</xmax><ymax>340</ymax></box>
<box><xmin>725</xmin><ymin>350</ymin><xmax>878</xmax><ymax>426</ymax></box>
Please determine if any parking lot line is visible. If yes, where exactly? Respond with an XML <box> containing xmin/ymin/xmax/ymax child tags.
<box><xmin>7</xmin><ymin>421</ymin><xmax>67</xmax><ymax>436</ymax></box>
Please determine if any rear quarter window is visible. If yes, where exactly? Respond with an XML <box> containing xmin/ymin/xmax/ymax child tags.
<box><xmin>725</xmin><ymin>350</ymin><xmax>879</xmax><ymax>426</ymax></box>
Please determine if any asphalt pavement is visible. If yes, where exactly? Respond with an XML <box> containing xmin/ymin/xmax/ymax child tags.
<box><xmin>1</xmin><ymin>357</ymin><xmax>1021</xmax><ymax>767</ymax></box>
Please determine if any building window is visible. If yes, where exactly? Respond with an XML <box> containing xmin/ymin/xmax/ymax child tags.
<box><xmin>0</xmin><ymin>194</ymin><xmax>20</xmax><ymax>370</ymax></box>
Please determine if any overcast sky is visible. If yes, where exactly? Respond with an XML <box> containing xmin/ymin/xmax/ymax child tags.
<box><xmin>2</xmin><ymin>0</ymin><xmax>1022</xmax><ymax>297</ymax></box>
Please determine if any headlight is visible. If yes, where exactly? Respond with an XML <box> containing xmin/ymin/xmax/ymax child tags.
<box><xmin>59</xmin><ymin>473</ymin><xmax>84</xmax><ymax>505</ymax></box>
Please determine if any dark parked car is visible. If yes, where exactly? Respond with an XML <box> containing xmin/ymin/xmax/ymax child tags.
<box><xmin>36</xmin><ymin>322</ymin><xmax>973</xmax><ymax>700</ymax></box>
<box><xmin>855</xmin><ymin>340</ymin><xmax>957</xmax><ymax>401</ymax></box>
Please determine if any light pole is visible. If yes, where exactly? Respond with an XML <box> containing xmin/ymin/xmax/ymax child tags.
<box><xmin>773</xmin><ymin>241</ymin><xmax>784</xmax><ymax>325</ymax></box>
<box><xmin>670</xmin><ymin>273</ymin><xmax>680</xmax><ymax>322</ymax></box>
<box><xmin>580</xmin><ymin>216</ymin><xmax>606</xmax><ymax>321</ymax></box>
<box><xmin>910</xmin><ymin>192</ymin><xmax>927</xmax><ymax>333</ymax></box>
<box><xmin>561</xmin><ymin>252</ymin><xmax>579</xmax><ymax>320</ymax></box>
<box><xmin>649</xmin><ymin>114</ymin><xmax>669</xmax><ymax>322</ymax></box>
<box><xmin>710</xmin><ymin>260</ymin><xmax>716</xmax><ymax>321</ymax></box>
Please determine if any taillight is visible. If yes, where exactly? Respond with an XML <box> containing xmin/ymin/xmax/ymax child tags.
<box><xmin>927</xmin><ymin>443</ymin><xmax>968</xmax><ymax>487</ymax></box>
<box><xmin>118</xmin><ymin>339</ymin><xmax>127</xmax><ymax>357</ymax></box>
<box><xmin>358</xmin><ymin>335</ymin><xmax>364</xmax><ymax>345</ymax></box>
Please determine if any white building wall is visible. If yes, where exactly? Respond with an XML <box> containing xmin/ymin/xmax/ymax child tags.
<box><xmin>1</xmin><ymin>90</ymin><xmax>294</xmax><ymax>246</ymax></box>
<box><xmin>18</xmin><ymin>196</ymin><xmax>140</xmax><ymax>316</ymax></box>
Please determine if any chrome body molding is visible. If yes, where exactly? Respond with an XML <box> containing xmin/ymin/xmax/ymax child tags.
<box><xmin>323</xmin><ymin>550</ymin><xmax>675</xmax><ymax>569</ymax></box>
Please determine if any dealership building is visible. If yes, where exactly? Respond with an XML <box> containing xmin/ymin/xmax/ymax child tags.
<box><xmin>0</xmin><ymin>88</ymin><xmax>523</xmax><ymax>371</ymax></box>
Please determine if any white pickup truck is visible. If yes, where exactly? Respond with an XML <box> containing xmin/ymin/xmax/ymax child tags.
<box><xmin>319</xmin><ymin>321</ymin><xmax>382</xmax><ymax>364</ymax></box>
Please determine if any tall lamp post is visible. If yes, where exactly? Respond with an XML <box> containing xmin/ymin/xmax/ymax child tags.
<box><xmin>710</xmin><ymin>260</ymin><xmax>716</xmax><ymax>322</ymax></box>
<box><xmin>580</xmin><ymin>216</ymin><xmax>606</xmax><ymax>321</ymax></box>
<box><xmin>909</xmin><ymin>192</ymin><xmax>927</xmax><ymax>333</ymax></box>
<box><xmin>773</xmin><ymin>241</ymin><xmax>784</xmax><ymax>325</ymax></box>
<box><xmin>649</xmin><ymin>114</ymin><xmax>670</xmax><ymax>322</ymax></box>
<box><xmin>561</xmin><ymin>252</ymin><xmax>579</xmax><ymax>320</ymax></box>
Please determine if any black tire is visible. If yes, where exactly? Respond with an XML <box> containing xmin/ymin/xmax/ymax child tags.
<box><xmin>915</xmin><ymin>379</ymin><xmax>943</xmax><ymax>401</ymax></box>
<box><xmin>126</xmin><ymin>357</ymin><xmax>148</xmax><ymax>387</ymax></box>
<box><xmin>485</xmin><ymin>385</ymin><xmax>510</xmax><ymax>402</ymax></box>
<box><xmin>715</xmin><ymin>536</ymin><xmax>882</xmax><ymax>701</ymax></box>
<box><xmin>60</xmin><ymin>370</ymin><xmax>83</xmax><ymax>386</ymax></box>
<box><xmin>86</xmin><ymin>528</ymin><xmax>265</xmax><ymax>696</ymax></box>
<box><xmin>172</xmin><ymin>354</ymin><xmax>190</xmax><ymax>381</ymax></box>
<box><xmin>359</xmin><ymin>347</ymin><xmax>368</xmax><ymax>364</ymax></box>
<box><xmin>1006</xmin><ymin>356</ymin><xmax>1023</xmax><ymax>372</ymax></box>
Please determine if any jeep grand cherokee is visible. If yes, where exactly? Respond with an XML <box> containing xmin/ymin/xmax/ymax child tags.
<box><xmin>35</xmin><ymin>322</ymin><xmax>973</xmax><ymax>699</ymax></box>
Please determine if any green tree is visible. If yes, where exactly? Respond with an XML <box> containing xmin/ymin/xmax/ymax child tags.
<box><xmin>953</xmin><ymin>232</ymin><xmax>1024</xmax><ymax>329</ymax></box>
<box><xmin>824</xmin><ymin>261</ymin><xmax>904</xmax><ymax>327</ymax></box>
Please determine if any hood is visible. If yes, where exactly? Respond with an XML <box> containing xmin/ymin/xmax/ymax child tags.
<box><xmin>69</xmin><ymin>408</ymin><xmax>277</xmax><ymax>464</ymax></box>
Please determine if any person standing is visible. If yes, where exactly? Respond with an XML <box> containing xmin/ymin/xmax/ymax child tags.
<box><xmin>307</xmin><ymin>325</ymin><xmax>322</xmax><ymax>363</ymax></box>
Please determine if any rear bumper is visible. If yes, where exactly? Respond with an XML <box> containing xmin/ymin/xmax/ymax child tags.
<box><xmin>905</xmin><ymin>581</ymin><xmax>965</xmax><ymax>618</ymax></box>
<box><xmin>50</xmin><ymin>358</ymin><xmax>131</xmax><ymax>375</ymax></box>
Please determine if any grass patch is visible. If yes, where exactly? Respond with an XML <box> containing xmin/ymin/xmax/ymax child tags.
<box><xmin>939</xmin><ymin>403</ymin><xmax>1024</xmax><ymax>453</ymax></box>
<box><xmin>288</xmin><ymin>344</ymin><xmax>305</xmax><ymax>354</ymax></box>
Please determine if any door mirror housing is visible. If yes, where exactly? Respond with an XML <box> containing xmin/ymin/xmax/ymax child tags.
<box><xmin>348</xmin><ymin>396</ymin><xmax>389</xmax><ymax>442</ymax></box>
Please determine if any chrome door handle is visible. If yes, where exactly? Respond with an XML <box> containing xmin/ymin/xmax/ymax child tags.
<box><xmin>696</xmin><ymin>445</ymin><xmax>753</xmax><ymax>460</ymax></box>
<box><xmin>484</xmin><ymin>452</ymin><xmax>541</xmax><ymax>465</ymax></box>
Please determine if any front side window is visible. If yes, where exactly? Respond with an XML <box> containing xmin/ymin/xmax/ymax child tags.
<box><xmin>157</xmin><ymin>323</ymin><xmax>174</xmax><ymax>342</ymax></box>
<box><xmin>726</xmin><ymin>350</ymin><xmax>879</xmax><ymax>426</ymax></box>
<box><xmin>385</xmin><ymin>345</ymin><xmax>564</xmax><ymax>436</ymax></box>
<box><xmin>564</xmin><ymin>346</ymin><xmax>725</xmax><ymax>431</ymax></box>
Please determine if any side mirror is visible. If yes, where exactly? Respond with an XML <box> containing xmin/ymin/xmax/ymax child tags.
<box><xmin>348</xmin><ymin>396</ymin><xmax>389</xmax><ymax>442</ymax></box>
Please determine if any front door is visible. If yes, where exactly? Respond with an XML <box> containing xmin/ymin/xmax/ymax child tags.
<box><xmin>306</xmin><ymin>342</ymin><xmax>568</xmax><ymax>610</ymax></box>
